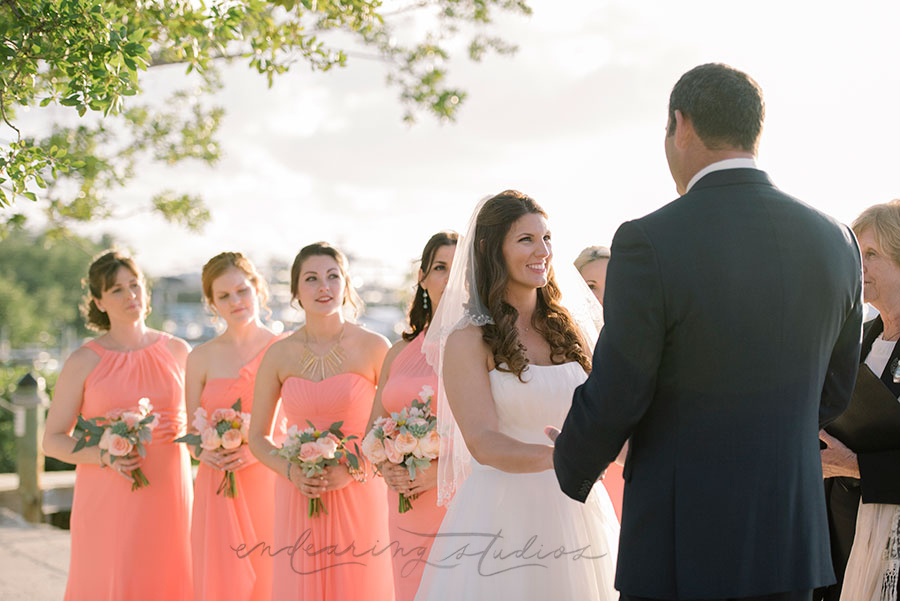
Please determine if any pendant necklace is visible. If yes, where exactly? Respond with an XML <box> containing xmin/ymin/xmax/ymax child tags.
<box><xmin>299</xmin><ymin>326</ymin><xmax>345</xmax><ymax>381</ymax></box>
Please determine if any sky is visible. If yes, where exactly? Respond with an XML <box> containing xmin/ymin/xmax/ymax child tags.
<box><xmin>17</xmin><ymin>0</ymin><xmax>900</xmax><ymax>286</ymax></box>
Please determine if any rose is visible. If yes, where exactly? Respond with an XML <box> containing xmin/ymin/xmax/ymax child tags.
<box><xmin>415</xmin><ymin>430</ymin><xmax>441</xmax><ymax>460</ymax></box>
<box><xmin>98</xmin><ymin>428</ymin><xmax>111</xmax><ymax>450</ymax></box>
<box><xmin>315</xmin><ymin>436</ymin><xmax>338</xmax><ymax>459</ymax></box>
<box><xmin>201</xmin><ymin>428</ymin><xmax>222</xmax><ymax>451</ymax></box>
<box><xmin>221</xmin><ymin>429</ymin><xmax>243</xmax><ymax>450</ymax></box>
<box><xmin>394</xmin><ymin>431</ymin><xmax>418</xmax><ymax>455</ymax></box>
<box><xmin>121</xmin><ymin>411</ymin><xmax>142</xmax><ymax>429</ymax></box>
<box><xmin>407</xmin><ymin>417</ymin><xmax>428</xmax><ymax>429</ymax></box>
<box><xmin>107</xmin><ymin>433</ymin><xmax>134</xmax><ymax>457</ymax></box>
<box><xmin>299</xmin><ymin>442</ymin><xmax>323</xmax><ymax>463</ymax></box>
<box><xmin>383</xmin><ymin>437</ymin><xmax>403</xmax><ymax>464</ymax></box>
<box><xmin>192</xmin><ymin>408</ymin><xmax>209</xmax><ymax>433</ymax></box>
<box><xmin>240</xmin><ymin>415</ymin><xmax>250</xmax><ymax>442</ymax></box>
<box><xmin>220</xmin><ymin>408</ymin><xmax>237</xmax><ymax>422</ymax></box>
<box><xmin>361</xmin><ymin>432</ymin><xmax>387</xmax><ymax>464</ymax></box>
<box><xmin>380</xmin><ymin>418</ymin><xmax>398</xmax><ymax>437</ymax></box>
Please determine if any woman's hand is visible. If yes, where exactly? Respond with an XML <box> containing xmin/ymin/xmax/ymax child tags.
<box><xmin>820</xmin><ymin>430</ymin><xmax>860</xmax><ymax>479</ymax></box>
<box><xmin>289</xmin><ymin>466</ymin><xmax>327</xmax><ymax>498</ymax></box>
<box><xmin>320</xmin><ymin>464</ymin><xmax>355</xmax><ymax>493</ymax></box>
<box><xmin>197</xmin><ymin>445</ymin><xmax>256</xmax><ymax>471</ymax></box>
<box><xmin>104</xmin><ymin>451</ymin><xmax>144</xmax><ymax>482</ymax></box>
<box><xmin>381</xmin><ymin>461</ymin><xmax>438</xmax><ymax>496</ymax></box>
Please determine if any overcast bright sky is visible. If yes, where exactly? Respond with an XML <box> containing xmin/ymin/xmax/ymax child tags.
<box><xmin>21</xmin><ymin>0</ymin><xmax>900</xmax><ymax>284</ymax></box>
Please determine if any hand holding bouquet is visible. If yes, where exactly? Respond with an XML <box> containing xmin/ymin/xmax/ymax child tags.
<box><xmin>273</xmin><ymin>420</ymin><xmax>364</xmax><ymax>517</ymax></box>
<box><xmin>362</xmin><ymin>385</ymin><xmax>440</xmax><ymax>513</ymax></box>
<box><xmin>74</xmin><ymin>397</ymin><xmax>158</xmax><ymax>491</ymax></box>
<box><xmin>175</xmin><ymin>399</ymin><xmax>250</xmax><ymax>498</ymax></box>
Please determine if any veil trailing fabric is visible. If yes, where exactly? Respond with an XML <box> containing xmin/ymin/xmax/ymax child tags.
<box><xmin>422</xmin><ymin>195</ymin><xmax>605</xmax><ymax>506</ymax></box>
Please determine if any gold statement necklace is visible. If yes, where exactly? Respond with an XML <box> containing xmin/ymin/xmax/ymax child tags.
<box><xmin>299</xmin><ymin>326</ymin><xmax>345</xmax><ymax>381</ymax></box>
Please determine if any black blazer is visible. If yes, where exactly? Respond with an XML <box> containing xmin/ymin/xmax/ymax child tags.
<box><xmin>554</xmin><ymin>169</ymin><xmax>863</xmax><ymax>599</ymax></box>
<box><xmin>853</xmin><ymin>316</ymin><xmax>900</xmax><ymax>503</ymax></box>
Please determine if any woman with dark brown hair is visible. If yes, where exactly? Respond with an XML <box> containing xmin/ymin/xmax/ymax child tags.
<box><xmin>413</xmin><ymin>191</ymin><xmax>618</xmax><ymax>600</ymax></box>
<box><xmin>365</xmin><ymin>230</ymin><xmax>457</xmax><ymax>601</ymax></box>
<box><xmin>249</xmin><ymin>242</ymin><xmax>394</xmax><ymax>600</ymax></box>
<box><xmin>43</xmin><ymin>250</ymin><xmax>192</xmax><ymax>600</ymax></box>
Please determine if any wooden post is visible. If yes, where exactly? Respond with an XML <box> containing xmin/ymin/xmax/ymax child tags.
<box><xmin>12</xmin><ymin>372</ymin><xmax>48</xmax><ymax>523</ymax></box>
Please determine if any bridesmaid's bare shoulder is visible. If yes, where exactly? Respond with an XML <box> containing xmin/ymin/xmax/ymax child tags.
<box><xmin>61</xmin><ymin>345</ymin><xmax>103</xmax><ymax>380</ymax></box>
<box><xmin>345</xmin><ymin>322</ymin><xmax>390</xmax><ymax>352</ymax></box>
<box><xmin>161</xmin><ymin>332</ymin><xmax>191</xmax><ymax>364</ymax></box>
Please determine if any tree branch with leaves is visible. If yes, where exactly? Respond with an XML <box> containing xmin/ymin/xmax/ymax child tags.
<box><xmin>0</xmin><ymin>0</ymin><xmax>531</xmax><ymax>236</ymax></box>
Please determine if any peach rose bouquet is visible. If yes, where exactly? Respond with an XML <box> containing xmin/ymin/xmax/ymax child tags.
<box><xmin>73</xmin><ymin>397</ymin><xmax>158</xmax><ymax>491</ymax></box>
<box><xmin>362</xmin><ymin>385</ymin><xmax>440</xmax><ymax>513</ymax></box>
<box><xmin>272</xmin><ymin>420</ymin><xmax>364</xmax><ymax>517</ymax></box>
<box><xmin>175</xmin><ymin>399</ymin><xmax>250</xmax><ymax>498</ymax></box>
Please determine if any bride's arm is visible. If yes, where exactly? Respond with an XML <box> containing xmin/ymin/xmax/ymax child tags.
<box><xmin>443</xmin><ymin>327</ymin><xmax>553</xmax><ymax>473</ymax></box>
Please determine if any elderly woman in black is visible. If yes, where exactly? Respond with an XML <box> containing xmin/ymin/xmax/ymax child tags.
<box><xmin>819</xmin><ymin>200</ymin><xmax>900</xmax><ymax>601</ymax></box>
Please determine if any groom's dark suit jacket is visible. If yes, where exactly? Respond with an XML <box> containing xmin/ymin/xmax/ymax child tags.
<box><xmin>554</xmin><ymin>168</ymin><xmax>863</xmax><ymax>599</ymax></box>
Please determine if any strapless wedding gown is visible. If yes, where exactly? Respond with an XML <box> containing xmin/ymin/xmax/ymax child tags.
<box><xmin>414</xmin><ymin>362</ymin><xmax>619</xmax><ymax>600</ymax></box>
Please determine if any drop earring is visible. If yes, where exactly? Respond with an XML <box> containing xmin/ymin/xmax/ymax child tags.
<box><xmin>422</xmin><ymin>288</ymin><xmax>429</xmax><ymax>312</ymax></box>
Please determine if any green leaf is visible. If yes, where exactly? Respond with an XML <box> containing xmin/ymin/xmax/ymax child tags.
<box><xmin>232</xmin><ymin>398</ymin><xmax>242</xmax><ymax>412</ymax></box>
<box><xmin>174</xmin><ymin>433</ymin><xmax>202</xmax><ymax>445</ymax></box>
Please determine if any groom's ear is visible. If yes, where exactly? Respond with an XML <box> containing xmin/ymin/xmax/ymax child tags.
<box><xmin>673</xmin><ymin>109</ymin><xmax>693</xmax><ymax>151</ymax></box>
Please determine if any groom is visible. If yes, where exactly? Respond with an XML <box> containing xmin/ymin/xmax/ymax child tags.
<box><xmin>552</xmin><ymin>63</ymin><xmax>863</xmax><ymax>601</ymax></box>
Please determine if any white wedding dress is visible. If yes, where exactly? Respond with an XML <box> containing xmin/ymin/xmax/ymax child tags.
<box><xmin>414</xmin><ymin>362</ymin><xmax>619</xmax><ymax>600</ymax></box>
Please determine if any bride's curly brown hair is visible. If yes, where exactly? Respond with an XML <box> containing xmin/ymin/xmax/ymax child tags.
<box><xmin>474</xmin><ymin>190</ymin><xmax>592</xmax><ymax>381</ymax></box>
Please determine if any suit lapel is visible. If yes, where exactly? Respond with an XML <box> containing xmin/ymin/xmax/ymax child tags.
<box><xmin>862</xmin><ymin>316</ymin><xmax>900</xmax><ymax>396</ymax></box>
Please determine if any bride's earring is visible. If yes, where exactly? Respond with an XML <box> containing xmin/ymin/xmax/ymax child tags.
<box><xmin>422</xmin><ymin>288</ymin><xmax>429</xmax><ymax>312</ymax></box>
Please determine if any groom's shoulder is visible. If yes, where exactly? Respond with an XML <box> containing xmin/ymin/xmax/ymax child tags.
<box><xmin>633</xmin><ymin>175</ymin><xmax>852</xmax><ymax>242</ymax></box>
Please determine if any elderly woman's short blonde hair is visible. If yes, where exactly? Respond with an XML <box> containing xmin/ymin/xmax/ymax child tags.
<box><xmin>852</xmin><ymin>199</ymin><xmax>900</xmax><ymax>265</ymax></box>
<box><xmin>574</xmin><ymin>245</ymin><xmax>611</xmax><ymax>272</ymax></box>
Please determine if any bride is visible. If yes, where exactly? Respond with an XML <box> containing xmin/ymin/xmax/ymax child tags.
<box><xmin>414</xmin><ymin>190</ymin><xmax>619</xmax><ymax>600</ymax></box>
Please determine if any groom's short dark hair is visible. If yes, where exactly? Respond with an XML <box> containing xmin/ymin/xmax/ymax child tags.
<box><xmin>667</xmin><ymin>63</ymin><xmax>765</xmax><ymax>152</ymax></box>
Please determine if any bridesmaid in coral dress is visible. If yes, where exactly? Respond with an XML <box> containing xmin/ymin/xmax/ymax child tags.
<box><xmin>365</xmin><ymin>231</ymin><xmax>457</xmax><ymax>601</ymax></box>
<box><xmin>43</xmin><ymin>250</ymin><xmax>193</xmax><ymax>601</ymax></box>
<box><xmin>185</xmin><ymin>252</ymin><xmax>287</xmax><ymax>601</ymax></box>
<box><xmin>250</xmin><ymin>242</ymin><xmax>395</xmax><ymax>601</ymax></box>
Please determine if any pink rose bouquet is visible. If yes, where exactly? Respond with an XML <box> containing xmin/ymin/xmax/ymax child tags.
<box><xmin>175</xmin><ymin>399</ymin><xmax>250</xmax><ymax>498</ymax></box>
<box><xmin>272</xmin><ymin>420</ymin><xmax>363</xmax><ymax>517</ymax></box>
<box><xmin>74</xmin><ymin>397</ymin><xmax>158</xmax><ymax>491</ymax></box>
<box><xmin>362</xmin><ymin>385</ymin><xmax>440</xmax><ymax>513</ymax></box>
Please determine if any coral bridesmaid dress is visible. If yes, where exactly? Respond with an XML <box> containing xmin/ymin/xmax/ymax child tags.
<box><xmin>604</xmin><ymin>463</ymin><xmax>624</xmax><ymax>521</ymax></box>
<box><xmin>272</xmin><ymin>373</ymin><xmax>395</xmax><ymax>601</ymax></box>
<box><xmin>65</xmin><ymin>333</ymin><xmax>192</xmax><ymax>601</ymax></box>
<box><xmin>191</xmin><ymin>335</ymin><xmax>286</xmax><ymax>601</ymax></box>
<box><xmin>379</xmin><ymin>334</ymin><xmax>448</xmax><ymax>601</ymax></box>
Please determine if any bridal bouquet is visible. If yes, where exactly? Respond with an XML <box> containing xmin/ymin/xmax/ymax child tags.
<box><xmin>272</xmin><ymin>420</ymin><xmax>363</xmax><ymax>517</ymax></box>
<box><xmin>175</xmin><ymin>399</ymin><xmax>250</xmax><ymax>498</ymax></box>
<box><xmin>362</xmin><ymin>385</ymin><xmax>440</xmax><ymax>513</ymax></box>
<box><xmin>74</xmin><ymin>397</ymin><xmax>158</xmax><ymax>491</ymax></box>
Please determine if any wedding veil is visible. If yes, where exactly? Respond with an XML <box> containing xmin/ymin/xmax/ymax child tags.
<box><xmin>422</xmin><ymin>194</ymin><xmax>605</xmax><ymax>506</ymax></box>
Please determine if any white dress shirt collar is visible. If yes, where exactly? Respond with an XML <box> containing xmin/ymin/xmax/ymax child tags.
<box><xmin>685</xmin><ymin>157</ymin><xmax>759</xmax><ymax>193</ymax></box>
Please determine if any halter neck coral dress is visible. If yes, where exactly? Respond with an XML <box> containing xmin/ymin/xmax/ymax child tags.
<box><xmin>379</xmin><ymin>334</ymin><xmax>448</xmax><ymax>601</ymax></box>
<box><xmin>191</xmin><ymin>334</ymin><xmax>286</xmax><ymax>601</ymax></box>
<box><xmin>65</xmin><ymin>333</ymin><xmax>192</xmax><ymax>601</ymax></box>
<box><xmin>272</xmin><ymin>372</ymin><xmax>395</xmax><ymax>601</ymax></box>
